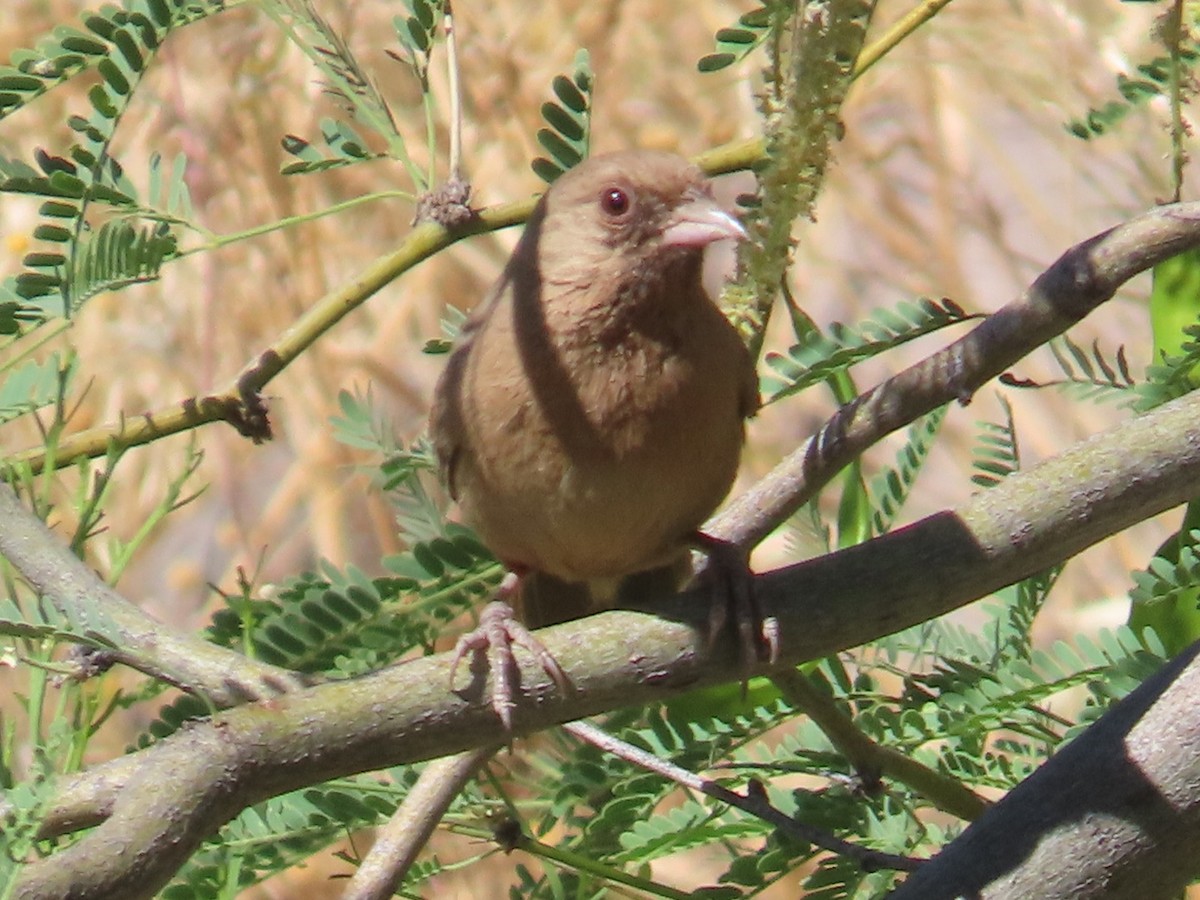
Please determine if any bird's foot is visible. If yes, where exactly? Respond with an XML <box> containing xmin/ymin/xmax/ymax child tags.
<box><xmin>449</xmin><ymin>593</ymin><xmax>568</xmax><ymax>732</ymax></box>
<box><xmin>692</xmin><ymin>533</ymin><xmax>779</xmax><ymax>673</ymax></box>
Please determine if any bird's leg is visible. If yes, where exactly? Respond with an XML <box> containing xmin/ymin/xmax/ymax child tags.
<box><xmin>691</xmin><ymin>532</ymin><xmax>779</xmax><ymax>671</ymax></box>
<box><xmin>449</xmin><ymin>570</ymin><xmax>569</xmax><ymax>732</ymax></box>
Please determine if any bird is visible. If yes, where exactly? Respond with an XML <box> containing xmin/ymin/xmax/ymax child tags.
<box><xmin>429</xmin><ymin>149</ymin><xmax>760</xmax><ymax>729</ymax></box>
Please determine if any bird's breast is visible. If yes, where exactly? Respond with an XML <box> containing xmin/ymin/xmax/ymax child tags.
<box><xmin>451</xmin><ymin>308</ymin><xmax>746</xmax><ymax>584</ymax></box>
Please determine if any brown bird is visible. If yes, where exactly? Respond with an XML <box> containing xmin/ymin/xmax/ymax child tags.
<box><xmin>430</xmin><ymin>150</ymin><xmax>760</xmax><ymax>728</ymax></box>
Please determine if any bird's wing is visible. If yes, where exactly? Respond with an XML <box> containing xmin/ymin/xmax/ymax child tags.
<box><xmin>429</xmin><ymin>406</ymin><xmax>461</xmax><ymax>501</ymax></box>
<box><xmin>428</xmin><ymin>265</ymin><xmax>518</xmax><ymax>501</ymax></box>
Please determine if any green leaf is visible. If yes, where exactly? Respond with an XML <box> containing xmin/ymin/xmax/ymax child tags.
<box><xmin>1131</xmin><ymin>321</ymin><xmax>1200</xmax><ymax>411</ymax></box>
<box><xmin>698</xmin><ymin>52</ymin><xmax>737</xmax><ymax>73</ymax></box>
<box><xmin>531</xmin><ymin>49</ymin><xmax>592</xmax><ymax>184</ymax></box>
<box><xmin>280</xmin><ymin>118</ymin><xmax>388</xmax><ymax>175</ymax></box>
<box><xmin>110</xmin><ymin>28</ymin><xmax>145</xmax><ymax>73</ymax></box>
<box><xmin>699</xmin><ymin>5</ymin><xmax>773</xmax><ymax>73</ymax></box>
<box><xmin>535</xmin><ymin>128</ymin><xmax>582</xmax><ymax>169</ymax></box>
<box><xmin>1129</xmin><ymin>511</ymin><xmax>1200</xmax><ymax>660</ymax></box>
<box><xmin>0</xmin><ymin>72</ymin><xmax>44</xmax><ymax>91</ymax></box>
<box><xmin>1150</xmin><ymin>247</ymin><xmax>1200</xmax><ymax>373</ymax></box>
<box><xmin>540</xmin><ymin>101</ymin><xmax>584</xmax><ymax>142</ymax></box>
<box><xmin>0</xmin><ymin>354</ymin><xmax>72</xmax><ymax>422</ymax></box>
<box><xmin>393</xmin><ymin>0</ymin><xmax>442</xmax><ymax>71</ymax></box>
<box><xmin>970</xmin><ymin>397</ymin><xmax>1019</xmax><ymax>489</ymax></box>
<box><xmin>870</xmin><ymin>406</ymin><xmax>947</xmax><ymax>534</ymax></box>
<box><xmin>761</xmin><ymin>297</ymin><xmax>972</xmax><ymax>404</ymax></box>
<box><xmin>55</xmin><ymin>29</ymin><xmax>110</xmax><ymax>57</ymax></box>
<box><xmin>266</xmin><ymin>0</ymin><xmax>418</xmax><ymax>184</ymax></box>
<box><xmin>32</xmin><ymin>224</ymin><xmax>71</xmax><ymax>242</ymax></box>
<box><xmin>97</xmin><ymin>56</ymin><xmax>131</xmax><ymax>95</ymax></box>
<box><xmin>1065</xmin><ymin>44</ymin><xmax>1200</xmax><ymax>139</ymax></box>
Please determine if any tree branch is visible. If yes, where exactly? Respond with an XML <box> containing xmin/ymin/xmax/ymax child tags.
<box><xmin>886</xmin><ymin>642</ymin><xmax>1200</xmax><ymax>900</ymax></box>
<box><xmin>0</xmin><ymin>484</ymin><xmax>310</xmax><ymax>706</ymax></box>
<box><xmin>11</xmin><ymin>386</ymin><xmax>1200</xmax><ymax>899</ymax></box>
<box><xmin>7</xmin><ymin>148</ymin><xmax>771</xmax><ymax>476</ymax></box>
<box><xmin>712</xmin><ymin>201</ymin><xmax>1200</xmax><ymax>548</ymax></box>
<box><xmin>342</xmin><ymin>746</ymin><xmax>498</xmax><ymax>900</ymax></box>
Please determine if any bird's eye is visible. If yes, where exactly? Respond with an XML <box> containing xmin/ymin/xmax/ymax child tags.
<box><xmin>599</xmin><ymin>186</ymin><xmax>630</xmax><ymax>217</ymax></box>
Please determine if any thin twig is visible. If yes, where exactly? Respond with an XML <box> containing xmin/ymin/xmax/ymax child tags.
<box><xmin>770</xmin><ymin>669</ymin><xmax>988</xmax><ymax>821</ymax></box>
<box><xmin>444</xmin><ymin>0</ymin><xmax>463</xmax><ymax>183</ymax></box>
<box><xmin>563</xmin><ymin>721</ymin><xmax>922</xmax><ymax>873</ymax></box>
<box><xmin>343</xmin><ymin>746</ymin><xmax>498</xmax><ymax>900</ymax></box>
<box><xmin>855</xmin><ymin>0</ymin><xmax>956</xmax><ymax>76</ymax></box>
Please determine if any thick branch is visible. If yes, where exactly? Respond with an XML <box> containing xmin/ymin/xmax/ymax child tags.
<box><xmin>0</xmin><ymin>484</ymin><xmax>309</xmax><ymax>705</ymax></box>
<box><xmin>12</xmin><ymin>387</ymin><xmax>1200</xmax><ymax>900</ymax></box>
<box><xmin>712</xmin><ymin>201</ymin><xmax>1200</xmax><ymax>547</ymax></box>
<box><xmin>887</xmin><ymin>643</ymin><xmax>1200</xmax><ymax>900</ymax></box>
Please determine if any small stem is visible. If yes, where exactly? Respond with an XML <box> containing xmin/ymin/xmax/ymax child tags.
<box><xmin>177</xmin><ymin>190</ymin><xmax>415</xmax><ymax>258</ymax></box>
<box><xmin>1165</xmin><ymin>0</ymin><xmax>1187</xmax><ymax>202</ymax></box>
<box><xmin>563</xmin><ymin>720</ymin><xmax>922</xmax><ymax>872</ymax></box>
<box><xmin>444</xmin><ymin>0</ymin><xmax>464</xmax><ymax>182</ymax></box>
<box><xmin>514</xmin><ymin>830</ymin><xmax>695</xmax><ymax>900</ymax></box>
<box><xmin>0</xmin><ymin>318</ymin><xmax>71</xmax><ymax>373</ymax></box>
<box><xmin>771</xmin><ymin>668</ymin><xmax>988</xmax><ymax>821</ymax></box>
<box><xmin>855</xmin><ymin>0</ymin><xmax>957</xmax><ymax>77</ymax></box>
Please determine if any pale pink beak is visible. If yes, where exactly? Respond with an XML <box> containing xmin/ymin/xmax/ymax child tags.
<box><xmin>660</xmin><ymin>193</ymin><xmax>747</xmax><ymax>248</ymax></box>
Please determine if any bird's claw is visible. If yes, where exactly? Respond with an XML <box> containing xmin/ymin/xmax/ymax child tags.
<box><xmin>450</xmin><ymin>599</ymin><xmax>568</xmax><ymax>732</ymax></box>
<box><xmin>694</xmin><ymin>533</ymin><xmax>779</xmax><ymax>674</ymax></box>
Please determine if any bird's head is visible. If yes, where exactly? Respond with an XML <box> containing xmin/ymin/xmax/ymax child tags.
<box><xmin>532</xmin><ymin>151</ymin><xmax>746</xmax><ymax>297</ymax></box>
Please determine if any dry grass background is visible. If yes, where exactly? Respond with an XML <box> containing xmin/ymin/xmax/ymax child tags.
<box><xmin>0</xmin><ymin>0</ymin><xmax>1192</xmax><ymax>896</ymax></box>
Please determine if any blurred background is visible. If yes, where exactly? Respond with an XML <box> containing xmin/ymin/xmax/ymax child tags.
<box><xmin>0</xmin><ymin>0</ymin><xmax>1186</xmax><ymax>895</ymax></box>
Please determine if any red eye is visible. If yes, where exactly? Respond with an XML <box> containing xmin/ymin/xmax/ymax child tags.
<box><xmin>600</xmin><ymin>186</ymin><xmax>630</xmax><ymax>216</ymax></box>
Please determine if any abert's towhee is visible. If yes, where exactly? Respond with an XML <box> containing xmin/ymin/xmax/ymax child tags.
<box><xmin>430</xmin><ymin>150</ymin><xmax>760</xmax><ymax>728</ymax></box>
